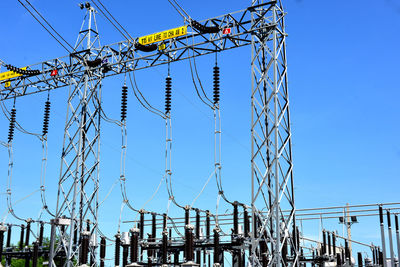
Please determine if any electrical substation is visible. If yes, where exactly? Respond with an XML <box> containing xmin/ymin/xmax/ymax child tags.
<box><xmin>0</xmin><ymin>1</ymin><xmax>399</xmax><ymax>267</ymax></box>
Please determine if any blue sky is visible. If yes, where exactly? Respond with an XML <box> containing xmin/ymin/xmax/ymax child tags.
<box><xmin>0</xmin><ymin>0</ymin><xmax>399</xmax><ymax>262</ymax></box>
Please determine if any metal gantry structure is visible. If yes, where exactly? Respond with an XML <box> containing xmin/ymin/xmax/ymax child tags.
<box><xmin>0</xmin><ymin>1</ymin><xmax>298</xmax><ymax>266</ymax></box>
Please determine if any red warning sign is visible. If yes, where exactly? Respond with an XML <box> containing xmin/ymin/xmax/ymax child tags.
<box><xmin>50</xmin><ymin>69</ymin><xmax>58</xmax><ymax>76</ymax></box>
<box><xmin>222</xmin><ymin>28</ymin><xmax>231</xmax><ymax>35</ymax></box>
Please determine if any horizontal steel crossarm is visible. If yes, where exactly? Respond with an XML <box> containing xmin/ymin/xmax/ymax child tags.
<box><xmin>0</xmin><ymin>3</ymin><xmax>277</xmax><ymax>101</ymax></box>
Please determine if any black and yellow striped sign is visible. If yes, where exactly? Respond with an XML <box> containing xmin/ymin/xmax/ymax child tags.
<box><xmin>139</xmin><ymin>26</ymin><xmax>187</xmax><ymax>45</ymax></box>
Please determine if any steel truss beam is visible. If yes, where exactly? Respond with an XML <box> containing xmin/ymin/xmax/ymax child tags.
<box><xmin>0</xmin><ymin>2</ymin><xmax>277</xmax><ymax>101</ymax></box>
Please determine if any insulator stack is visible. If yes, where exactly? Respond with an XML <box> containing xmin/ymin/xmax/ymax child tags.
<box><xmin>206</xmin><ymin>211</ymin><xmax>210</xmax><ymax>239</ymax></box>
<box><xmin>6</xmin><ymin>225</ymin><xmax>12</xmax><ymax>247</ymax></box>
<box><xmin>130</xmin><ymin>228</ymin><xmax>139</xmax><ymax>264</ymax></box>
<box><xmin>165</xmin><ymin>77</ymin><xmax>172</xmax><ymax>114</ymax></box>
<box><xmin>100</xmin><ymin>237</ymin><xmax>106</xmax><ymax>267</ymax></box>
<box><xmin>162</xmin><ymin>231</ymin><xmax>168</xmax><ymax>265</ymax></box>
<box><xmin>243</xmin><ymin>208</ymin><xmax>249</xmax><ymax>237</ymax></box>
<box><xmin>213</xmin><ymin>65</ymin><xmax>220</xmax><ymax>105</ymax></box>
<box><xmin>233</xmin><ymin>202</ymin><xmax>238</xmax><ymax>235</ymax></box>
<box><xmin>8</xmin><ymin>108</ymin><xmax>16</xmax><ymax>143</ymax></box>
<box><xmin>213</xmin><ymin>228</ymin><xmax>220</xmax><ymax>265</ymax></box>
<box><xmin>121</xmin><ymin>85</ymin><xmax>128</xmax><ymax>122</ymax></box>
<box><xmin>0</xmin><ymin>226</ymin><xmax>5</xmax><ymax>260</ymax></box>
<box><xmin>25</xmin><ymin>221</ymin><xmax>31</xmax><ymax>247</ymax></box>
<box><xmin>80</xmin><ymin>233</ymin><xmax>89</xmax><ymax>265</ymax></box>
<box><xmin>42</xmin><ymin>100</ymin><xmax>51</xmax><ymax>136</ymax></box>
<box><xmin>115</xmin><ymin>234</ymin><xmax>121</xmax><ymax>267</ymax></box>
<box><xmin>32</xmin><ymin>241</ymin><xmax>39</xmax><ymax>267</ymax></box>
<box><xmin>38</xmin><ymin>222</ymin><xmax>44</xmax><ymax>247</ymax></box>
<box><xmin>19</xmin><ymin>224</ymin><xmax>25</xmax><ymax>250</ymax></box>
<box><xmin>73</xmin><ymin>225</ymin><xmax>78</xmax><ymax>246</ymax></box>
<box><xmin>122</xmin><ymin>244</ymin><xmax>129</xmax><ymax>267</ymax></box>
<box><xmin>185</xmin><ymin>225</ymin><xmax>194</xmax><ymax>262</ymax></box>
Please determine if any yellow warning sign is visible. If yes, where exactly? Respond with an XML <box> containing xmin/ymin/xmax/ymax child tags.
<box><xmin>139</xmin><ymin>26</ymin><xmax>187</xmax><ymax>45</ymax></box>
<box><xmin>0</xmin><ymin>67</ymin><xmax>27</xmax><ymax>81</ymax></box>
<box><xmin>4</xmin><ymin>81</ymin><xmax>11</xmax><ymax>88</ymax></box>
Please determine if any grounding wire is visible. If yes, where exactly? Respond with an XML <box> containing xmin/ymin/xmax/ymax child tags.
<box><xmin>189</xmin><ymin>30</ymin><xmax>214</xmax><ymax>105</ymax></box>
<box><xmin>89</xmin><ymin>0</ymin><xmax>131</xmax><ymax>42</ymax></box>
<box><xmin>0</xmin><ymin>101</ymin><xmax>43</xmax><ymax>141</ymax></box>
<box><xmin>130</xmin><ymin>71</ymin><xmax>166</xmax><ymax>119</ymax></box>
<box><xmin>167</xmin><ymin>0</ymin><xmax>191</xmax><ymax>20</ymax></box>
<box><xmin>16</xmin><ymin>0</ymin><xmax>72</xmax><ymax>53</ymax></box>
<box><xmin>91</xmin><ymin>0</ymin><xmax>134</xmax><ymax>40</ymax></box>
<box><xmin>187</xmin><ymin>49</ymin><xmax>214</xmax><ymax>109</ymax></box>
<box><xmin>128</xmin><ymin>72</ymin><xmax>166</xmax><ymax>119</ymax></box>
<box><xmin>22</xmin><ymin>0</ymin><xmax>74</xmax><ymax>50</ymax></box>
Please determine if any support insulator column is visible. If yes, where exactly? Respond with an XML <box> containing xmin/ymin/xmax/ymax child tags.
<box><xmin>345</xmin><ymin>240</ymin><xmax>350</xmax><ymax>264</ymax></box>
<box><xmin>243</xmin><ymin>208</ymin><xmax>249</xmax><ymax>237</ymax></box>
<box><xmin>100</xmin><ymin>236</ymin><xmax>106</xmax><ymax>267</ymax></box>
<box><xmin>327</xmin><ymin>231</ymin><xmax>332</xmax><ymax>257</ymax></box>
<box><xmin>80</xmin><ymin>231</ymin><xmax>90</xmax><ymax>265</ymax></box>
<box><xmin>379</xmin><ymin>206</ymin><xmax>387</xmax><ymax>267</ymax></box>
<box><xmin>162</xmin><ymin>230</ymin><xmax>168</xmax><ymax>265</ymax></box>
<box><xmin>130</xmin><ymin>227</ymin><xmax>139</xmax><ymax>265</ymax></box>
<box><xmin>115</xmin><ymin>233</ymin><xmax>121</xmax><ymax>267</ymax></box>
<box><xmin>358</xmin><ymin>252</ymin><xmax>363</xmax><ymax>267</ymax></box>
<box><xmin>195</xmin><ymin>210</ymin><xmax>201</xmax><ymax>265</ymax></box>
<box><xmin>32</xmin><ymin>241</ymin><xmax>39</xmax><ymax>267</ymax></box>
<box><xmin>185</xmin><ymin>225</ymin><xmax>194</xmax><ymax>263</ymax></box>
<box><xmin>25</xmin><ymin>219</ymin><xmax>31</xmax><ymax>248</ymax></box>
<box><xmin>0</xmin><ymin>225</ymin><xmax>6</xmax><ymax>260</ymax></box>
<box><xmin>395</xmin><ymin>215</ymin><xmax>400</xmax><ymax>267</ymax></box>
<box><xmin>6</xmin><ymin>224</ymin><xmax>12</xmax><ymax>248</ymax></box>
<box><xmin>386</xmin><ymin>210</ymin><xmax>395</xmax><ymax>267</ymax></box>
<box><xmin>213</xmin><ymin>228</ymin><xmax>221</xmax><ymax>266</ymax></box>
<box><xmin>19</xmin><ymin>224</ymin><xmax>25</xmax><ymax>250</ymax></box>
<box><xmin>332</xmin><ymin>232</ymin><xmax>336</xmax><ymax>258</ymax></box>
<box><xmin>38</xmin><ymin>222</ymin><xmax>44</xmax><ymax>247</ymax></box>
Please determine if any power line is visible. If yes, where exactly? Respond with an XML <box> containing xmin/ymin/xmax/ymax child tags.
<box><xmin>92</xmin><ymin>0</ymin><xmax>134</xmax><ymax>40</ymax></box>
<box><xmin>23</xmin><ymin>0</ymin><xmax>74</xmax><ymax>50</ymax></box>
<box><xmin>89</xmin><ymin>0</ymin><xmax>131</xmax><ymax>41</ymax></box>
<box><xmin>16</xmin><ymin>0</ymin><xmax>73</xmax><ymax>53</ymax></box>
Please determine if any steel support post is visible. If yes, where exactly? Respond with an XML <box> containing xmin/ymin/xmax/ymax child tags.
<box><xmin>250</xmin><ymin>1</ymin><xmax>297</xmax><ymax>266</ymax></box>
<box><xmin>49</xmin><ymin>5</ymin><xmax>102</xmax><ymax>267</ymax></box>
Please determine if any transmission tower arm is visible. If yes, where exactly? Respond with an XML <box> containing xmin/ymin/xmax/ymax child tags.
<box><xmin>0</xmin><ymin>2</ymin><xmax>276</xmax><ymax>101</ymax></box>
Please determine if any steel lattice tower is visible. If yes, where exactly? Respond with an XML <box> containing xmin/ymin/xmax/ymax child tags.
<box><xmin>49</xmin><ymin>5</ymin><xmax>102</xmax><ymax>267</ymax></box>
<box><xmin>0</xmin><ymin>1</ymin><xmax>299</xmax><ymax>266</ymax></box>
<box><xmin>250</xmin><ymin>1</ymin><xmax>298</xmax><ymax>266</ymax></box>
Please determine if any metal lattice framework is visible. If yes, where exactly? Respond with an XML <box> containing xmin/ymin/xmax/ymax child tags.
<box><xmin>250</xmin><ymin>2</ymin><xmax>298</xmax><ymax>267</ymax></box>
<box><xmin>48</xmin><ymin>6</ymin><xmax>102</xmax><ymax>267</ymax></box>
<box><xmin>0</xmin><ymin>1</ymin><xmax>298</xmax><ymax>266</ymax></box>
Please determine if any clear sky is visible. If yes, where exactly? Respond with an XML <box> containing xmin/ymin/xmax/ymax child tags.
<box><xmin>0</xmin><ymin>0</ymin><xmax>399</xmax><ymax>263</ymax></box>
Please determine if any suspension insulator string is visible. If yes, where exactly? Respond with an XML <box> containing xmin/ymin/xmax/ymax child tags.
<box><xmin>120</xmin><ymin>84</ymin><xmax>128</xmax><ymax>122</ymax></box>
<box><xmin>7</xmin><ymin>107</ymin><xmax>16</xmax><ymax>143</ymax></box>
<box><xmin>42</xmin><ymin>96</ymin><xmax>51</xmax><ymax>137</ymax></box>
<box><xmin>213</xmin><ymin>64</ymin><xmax>220</xmax><ymax>106</ymax></box>
<box><xmin>165</xmin><ymin>76</ymin><xmax>172</xmax><ymax>115</ymax></box>
<box><xmin>39</xmin><ymin>94</ymin><xmax>55</xmax><ymax>217</ymax></box>
<box><xmin>212</xmin><ymin>62</ymin><xmax>247</xmax><ymax>210</ymax></box>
